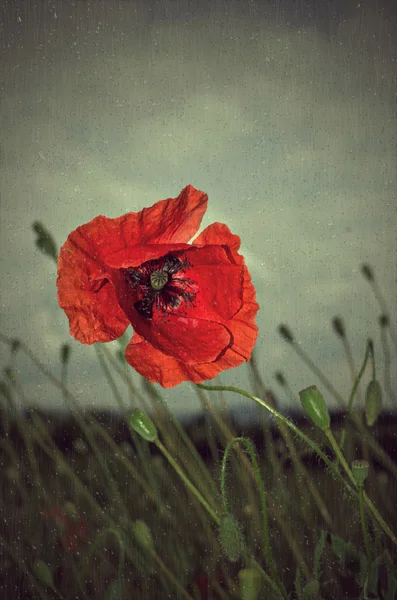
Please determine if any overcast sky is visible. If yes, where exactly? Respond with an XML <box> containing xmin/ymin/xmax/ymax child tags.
<box><xmin>1</xmin><ymin>0</ymin><xmax>396</xmax><ymax>419</ymax></box>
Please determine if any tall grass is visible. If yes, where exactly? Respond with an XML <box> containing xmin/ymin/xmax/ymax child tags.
<box><xmin>0</xmin><ymin>228</ymin><xmax>396</xmax><ymax>599</ymax></box>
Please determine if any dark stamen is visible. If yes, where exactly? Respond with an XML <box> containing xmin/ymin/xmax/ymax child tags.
<box><xmin>125</xmin><ymin>253</ymin><xmax>196</xmax><ymax>320</ymax></box>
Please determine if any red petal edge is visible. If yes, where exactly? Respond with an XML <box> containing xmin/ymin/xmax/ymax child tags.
<box><xmin>57</xmin><ymin>185</ymin><xmax>208</xmax><ymax>343</ymax></box>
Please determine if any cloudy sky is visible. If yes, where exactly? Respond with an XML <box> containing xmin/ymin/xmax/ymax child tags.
<box><xmin>1</xmin><ymin>0</ymin><xmax>396</xmax><ymax>419</ymax></box>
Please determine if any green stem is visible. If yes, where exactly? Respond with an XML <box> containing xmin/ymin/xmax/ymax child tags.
<box><xmin>324</xmin><ymin>428</ymin><xmax>397</xmax><ymax>547</ymax></box>
<box><xmin>197</xmin><ymin>384</ymin><xmax>397</xmax><ymax>549</ymax></box>
<box><xmin>222</xmin><ymin>437</ymin><xmax>287</xmax><ymax>599</ymax></box>
<box><xmin>154</xmin><ymin>438</ymin><xmax>220</xmax><ymax>525</ymax></box>
<box><xmin>79</xmin><ymin>527</ymin><xmax>125</xmax><ymax>587</ymax></box>
<box><xmin>197</xmin><ymin>384</ymin><xmax>355</xmax><ymax>496</ymax></box>
<box><xmin>155</xmin><ymin>435</ymin><xmax>283</xmax><ymax>596</ymax></box>
<box><xmin>358</xmin><ymin>487</ymin><xmax>372</xmax><ymax>578</ymax></box>
<box><xmin>347</xmin><ymin>339</ymin><xmax>372</xmax><ymax>413</ymax></box>
<box><xmin>339</xmin><ymin>339</ymin><xmax>372</xmax><ymax>452</ymax></box>
<box><xmin>150</xmin><ymin>551</ymin><xmax>195</xmax><ymax>600</ymax></box>
<box><xmin>95</xmin><ymin>344</ymin><xmax>127</xmax><ymax>412</ymax></box>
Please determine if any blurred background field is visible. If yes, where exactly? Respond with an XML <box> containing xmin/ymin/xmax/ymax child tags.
<box><xmin>1</xmin><ymin>275</ymin><xmax>396</xmax><ymax>598</ymax></box>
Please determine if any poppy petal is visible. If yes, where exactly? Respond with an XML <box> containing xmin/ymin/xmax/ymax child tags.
<box><xmin>57</xmin><ymin>237</ymin><xmax>129</xmax><ymax>344</ymax></box>
<box><xmin>133</xmin><ymin>315</ymin><xmax>231</xmax><ymax>364</ymax></box>
<box><xmin>193</xmin><ymin>222</ymin><xmax>243</xmax><ymax>264</ymax></box>
<box><xmin>125</xmin><ymin>334</ymin><xmax>199</xmax><ymax>387</ymax></box>
<box><xmin>181</xmin><ymin>245</ymin><xmax>244</xmax><ymax>321</ymax></box>
<box><xmin>104</xmin><ymin>243</ymin><xmax>191</xmax><ymax>269</ymax></box>
<box><xmin>126</xmin><ymin>184</ymin><xmax>208</xmax><ymax>245</ymax></box>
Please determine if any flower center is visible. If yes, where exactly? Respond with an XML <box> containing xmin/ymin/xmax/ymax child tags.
<box><xmin>150</xmin><ymin>269</ymin><xmax>168</xmax><ymax>291</ymax></box>
<box><xmin>125</xmin><ymin>253</ymin><xmax>196</xmax><ymax>320</ymax></box>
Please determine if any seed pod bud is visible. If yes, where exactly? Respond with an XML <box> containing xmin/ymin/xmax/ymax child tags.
<box><xmin>33</xmin><ymin>560</ymin><xmax>54</xmax><ymax>588</ymax></box>
<box><xmin>274</xmin><ymin>371</ymin><xmax>286</xmax><ymax>386</ymax></box>
<box><xmin>60</xmin><ymin>343</ymin><xmax>71</xmax><ymax>365</ymax></box>
<box><xmin>219</xmin><ymin>513</ymin><xmax>244</xmax><ymax>562</ymax></box>
<box><xmin>351</xmin><ymin>460</ymin><xmax>369</xmax><ymax>487</ymax></box>
<box><xmin>303</xmin><ymin>579</ymin><xmax>320</xmax><ymax>598</ymax></box>
<box><xmin>278</xmin><ymin>325</ymin><xmax>294</xmax><ymax>343</ymax></box>
<box><xmin>238</xmin><ymin>568</ymin><xmax>262</xmax><ymax>600</ymax></box>
<box><xmin>378</xmin><ymin>314</ymin><xmax>389</xmax><ymax>328</ymax></box>
<box><xmin>11</xmin><ymin>339</ymin><xmax>21</xmax><ymax>354</ymax></box>
<box><xmin>132</xmin><ymin>520</ymin><xmax>154</xmax><ymax>552</ymax></box>
<box><xmin>361</xmin><ymin>263</ymin><xmax>374</xmax><ymax>282</ymax></box>
<box><xmin>365</xmin><ymin>380</ymin><xmax>382</xmax><ymax>427</ymax></box>
<box><xmin>32</xmin><ymin>221</ymin><xmax>58</xmax><ymax>263</ymax></box>
<box><xmin>331</xmin><ymin>316</ymin><xmax>345</xmax><ymax>339</ymax></box>
<box><xmin>299</xmin><ymin>386</ymin><xmax>330</xmax><ymax>431</ymax></box>
<box><xmin>4</xmin><ymin>368</ymin><xmax>15</xmax><ymax>383</ymax></box>
<box><xmin>129</xmin><ymin>410</ymin><xmax>158</xmax><ymax>442</ymax></box>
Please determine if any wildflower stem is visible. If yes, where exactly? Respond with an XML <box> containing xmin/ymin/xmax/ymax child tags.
<box><xmin>155</xmin><ymin>431</ymin><xmax>285</xmax><ymax>597</ymax></box>
<box><xmin>323</xmin><ymin>428</ymin><xmax>397</xmax><ymax>547</ymax></box>
<box><xmin>198</xmin><ymin>384</ymin><xmax>354</xmax><ymax>493</ymax></box>
<box><xmin>0</xmin><ymin>533</ymin><xmax>59</xmax><ymax>600</ymax></box>
<box><xmin>95</xmin><ymin>344</ymin><xmax>127</xmax><ymax>412</ymax></box>
<box><xmin>358</xmin><ymin>487</ymin><xmax>372</xmax><ymax>578</ymax></box>
<box><xmin>78</xmin><ymin>528</ymin><xmax>125</xmax><ymax>588</ymax></box>
<box><xmin>197</xmin><ymin>384</ymin><xmax>397</xmax><ymax>549</ymax></box>
<box><xmin>347</xmin><ymin>339</ymin><xmax>372</xmax><ymax>413</ymax></box>
<box><xmin>195</xmin><ymin>386</ymin><xmax>310</xmax><ymax>580</ymax></box>
<box><xmin>153</xmin><ymin>438</ymin><xmax>220</xmax><ymax>525</ymax></box>
<box><xmin>222</xmin><ymin>437</ymin><xmax>287</xmax><ymax>599</ymax></box>
<box><xmin>276</xmin><ymin>329</ymin><xmax>397</xmax><ymax>481</ymax></box>
<box><xmin>339</xmin><ymin>339</ymin><xmax>372</xmax><ymax>453</ymax></box>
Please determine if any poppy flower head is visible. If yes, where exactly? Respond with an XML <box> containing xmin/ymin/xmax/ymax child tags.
<box><xmin>44</xmin><ymin>505</ymin><xmax>87</xmax><ymax>553</ymax></box>
<box><xmin>57</xmin><ymin>185</ymin><xmax>259</xmax><ymax>387</ymax></box>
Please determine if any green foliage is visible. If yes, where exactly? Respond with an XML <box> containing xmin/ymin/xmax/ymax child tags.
<box><xmin>313</xmin><ymin>530</ymin><xmax>327</xmax><ymax>581</ymax></box>
<box><xmin>106</xmin><ymin>578</ymin><xmax>123</xmax><ymax>600</ymax></box>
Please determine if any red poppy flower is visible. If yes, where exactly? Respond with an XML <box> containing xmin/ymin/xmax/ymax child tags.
<box><xmin>44</xmin><ymin>506</ymin><xmax>87</xmax><ymax>553</ymax></box>
<box><xmin>57</xmin><ymin>185</ymin><xmax>259</xmax><ymax>387</ymax></box>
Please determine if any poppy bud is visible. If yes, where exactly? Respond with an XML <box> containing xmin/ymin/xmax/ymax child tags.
<box><xmin>4</xmin><ymin>368</ymin><xmax>15</xmax><ymax>383</ymax></box>
<box><xmin>132</xmin><ymin>520</ymin><xmax>154</xmax><ymax>552</ymax></box>
<box><xmin>278</xmin><ymin>325</ymin><xmax>294</xmax><ymax>343</ymax></box>
<box><xmin>33</xmin><ymin>560</ymin><xmax>54</xmax><ymax>589</ymax></box>
<box><xmin>303</xmin><ymin>579</ymin><xmax>320</xmax><ymax>598</ymax></box>
<box><xmin>11</xmin><ymin>339</ymin><xmax>21</xmax><ymax>354</ymax></box>
<box><xmin>219</xmin><ymin>513</ymin><xmax>244</xmax><ymax>562</ymax></box>
<box><xmin>274</xmin><ymin>371</ymin><xmax>286</xmax><ymax>387</ymax></box>
<box><xmin>365</xmin><ymin>380</ymin><xmax>382</xmax><ymax>427</ymax></box>
<box><xmin>238</xmin><ymin>568</ymin><xmax>262</xmax><ymax>600</ymax></box>
<box><xmin>299</xmin><ymin>386</ymin><xmax>330</xmax><ymax>431</ymax></box>
<box><xmin>32</xmin><ymin>221</ymin><xmax>58</xmax><ymax>263</ymax></box>
<box><xmin>331</xmin><ymin>316</ymin><xmax>345</xmax><ymax>339</ymax></box>
<box><xmin>60</xmin><ymin>343</ymin><xmax>71</xmax><ymax>365</ymax></box>
<box><xmin>129</xmin><ymin>410</ymin><xmax>158</xmax><ymax>442</ymax></box>
<box><xmin>64</xmin><ymin>501</ymin><xmax>79</xmax><ymax>521</ymax></box>
<box><xmin>351</xmin><ymin>460</ymin><xmax>369</xmax><ymax>487</ymax></box>
<box><xmin>361</xmin><ymin>263</ymin><xmax>374</xmax><ymax>281</ymax></box>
